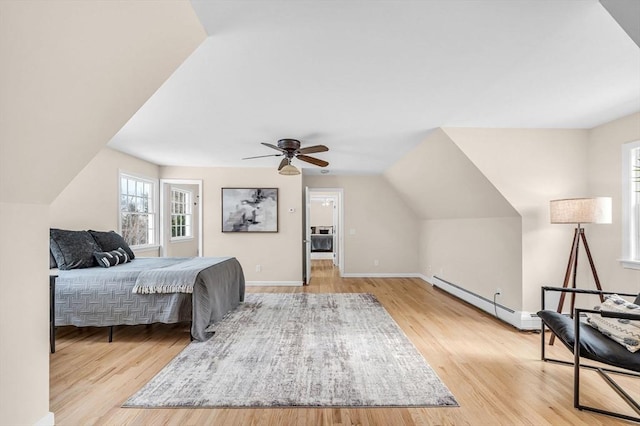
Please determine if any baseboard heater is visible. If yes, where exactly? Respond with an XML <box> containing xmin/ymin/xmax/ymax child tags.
<box><xmin>430</xmin><ymin>275</ymin><xmax>540</xmax><ymax>330</ymax></box>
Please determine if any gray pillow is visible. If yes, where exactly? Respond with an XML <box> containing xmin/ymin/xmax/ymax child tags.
<box><xmin>49</xmin><ymin>250</ymin><xmax>57</xmax><ymax>269</ymax></box>
<box><xmin>88</xmin><ymin>230</ymin><xmax>135</xmax><ymax>260</ymax></box>
<box><xmin>50</xmin><ymin>228</ymin><xmax>101</xmax><ymax>270</ymax></box>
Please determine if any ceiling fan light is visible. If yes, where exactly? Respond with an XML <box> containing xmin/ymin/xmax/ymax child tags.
<box><xmin>279</xmin><ymin>164</ymin><xmax>300</xmax><ymax>176</ymax></box>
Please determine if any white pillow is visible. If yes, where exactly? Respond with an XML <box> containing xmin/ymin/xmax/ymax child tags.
<box><xmin>586</xmin><ymin>294</ymin><xmax>640</xmax><ymax>353</ymax></box>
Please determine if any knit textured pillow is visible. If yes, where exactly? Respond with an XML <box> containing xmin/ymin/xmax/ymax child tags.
<box><xmin>93</xmin><ymin>247</ymin><xmax>131</xmax><ymax>268</ymax></box>
<box><xmin>587</xmin><ymin>294</ymin><xmax>640</xmax><ymax>353</ymax></box>
<box><xmin>88</xmin><ymin>230</ymin><xmax>135</xmax><ymax>260</ymax></box>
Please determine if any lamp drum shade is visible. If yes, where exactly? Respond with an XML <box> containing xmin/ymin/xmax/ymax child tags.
<box><xmin>550</xmin><ymin>197</ymin><xmax>612</xmax><ymax>224</ymax></box>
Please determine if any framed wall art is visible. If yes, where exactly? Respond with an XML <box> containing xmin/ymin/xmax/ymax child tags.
<box><xmin>221</xmin><ymin>188</ymin><xmax>278</xmax><ymax>232</ymax></box>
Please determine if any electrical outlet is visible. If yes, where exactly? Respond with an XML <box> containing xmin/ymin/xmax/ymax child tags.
<box><xmin>373</xmin><ymin>259</ymin><xmax>379</xmax><ymax>266</ymax></box>
<box><xmin>256</xmin><ymin>264</ymin><xmax>261</xmax><ymax>272</ymax></box>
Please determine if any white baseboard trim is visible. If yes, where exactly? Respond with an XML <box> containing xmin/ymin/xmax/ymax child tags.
<box><xmin>341</xmin><ymin>272</ymin><xmax>422</xmax><ymax>278</ymax></box>
<box><xmin>416</xmin><ymin>273</ymin><xmax>430</xmax><ymax>282</ymax></box>
<box><xmin>425</xmin><ymin>275</ymin><xmax>540</xmax><ymax>330</ymax></box>
<box><xmin>246</xmin><ymin>281</ymin><xmax>303</xmax><ymax>287</ymax></box>
<box><xmin>35</xmin><ymin>412</ymin><xmax>54</xmax><ymax>426</ymax></box>
<box><xmin>311</xmin><ymin>252</ymin><xmax>333</xmax><ymax>259</ymax></box>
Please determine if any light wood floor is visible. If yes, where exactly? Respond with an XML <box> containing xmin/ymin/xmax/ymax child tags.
<box><xmin>50</xmin><ymin>260</ymin><xmax>637</xmax><ymax>425</ymax></box>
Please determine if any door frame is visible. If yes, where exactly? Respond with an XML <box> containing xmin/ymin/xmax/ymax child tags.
<box><xmin>159</xmin><ymin>179</ymin><xmax>203</xmax><ymax>257</ymax></box>
<box><xmin>305</xmin><ymin>187</ymin><xmax>344</xmax><ymax>281</ymax></box>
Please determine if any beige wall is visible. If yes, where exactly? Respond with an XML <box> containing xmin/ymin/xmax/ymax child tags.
<box><xmin>384</xmin><ymin>128</ymin><xmax>524</xmax><ymax>308</ymax></box>
<box><xmin>161</xmin><ymin>167</ymin><xmax>303</xmax><ymax>283</ymax></box>
<box><xmin>310</xmin><ymin>199</ymin><xmax>334</xmax><ymax>228</ymax></box>
<box><xmin>0</xmin><ymin>203</ymin><xmax>50</xmax><ymax>425</ymax></box>
<box><xmin>304</xmin><ymin>175</ymin><xmax>419</xmax><ymax>274</ymax></box>
<box><xmin>50</xmin><ymin>147</ymin><xmax>159</xmax><ymax>230</ymax></box>
<box><xmin>385</xmin><ymin>128</ymin><xmax>520</xmax><ymax>220</ymax></box>
<box><xmin>0</xmin><ymin>2</ymin><xmax>205</xmax><ymax>424</ymax></box>
<box><xmin>587</xmin><ymin>112</ymin><xmax>640</xmax><ymax>295</ymax></box>
<box><xmin>420</xmin><ymin>217</ymin><xmax>523</xmax><ymax>309</ymax></box>
<box><xmin>445</xmin><ymin>128</ymin><xmax>592</xmax><ymax>312</ymax></box>
<box><xmin>50</xmin><ymin>147</ymin><xmax>161</xmax><ymax>257</ymax></box>
<box><xmin>0</xmin><ymin>1</ymin><xmax>204</xmax><ymax>206</ymax></box>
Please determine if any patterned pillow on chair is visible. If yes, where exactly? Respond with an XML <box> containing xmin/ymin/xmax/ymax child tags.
<box><xmin>587</xmin><ymin>294</ymin><xmax>640</xmax><ymax>353</ymax></box>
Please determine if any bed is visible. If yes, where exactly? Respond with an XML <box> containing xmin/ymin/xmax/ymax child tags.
<box><xmin>49</xmin><ymin>228</ymin><xmax>245</xmax><ymax>345</ymax></box>
<box><xmin>311</xmin><ymin>234</ymin><xmax>333</xmax><ymax>252</ymax></box>
<box><xmin>311</xmin><ymin>225</ymin><xmax>333</xmax><ymax>253</ymax></box>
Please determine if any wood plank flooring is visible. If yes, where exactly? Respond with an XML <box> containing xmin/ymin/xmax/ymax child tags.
<box><xmin>50</xmin><ymin>260</ymin><xmax>637</xmax><ymax>425</ymax></box>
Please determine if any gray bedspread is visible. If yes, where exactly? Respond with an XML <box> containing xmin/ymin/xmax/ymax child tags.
<box><xmin>311</xmin><ymin>234</ymin><xmax>333</xmax><ymax>252</ymax></box>
<box><xmin>54</xmin><ymin>257</ymin><xmax>245</xmax><ymax>341</ymax></box>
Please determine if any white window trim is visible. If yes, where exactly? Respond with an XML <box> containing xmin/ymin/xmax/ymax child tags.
<box><xmin>620</xmin><ymin>140</ymin><xmax>640</xmax><ymax>269</ymax></box>
<box><xmin>170</xmin><ymin>188</ymin><xmax>194</xmax><ymax>242</ymax></box>
<box><xmin>118</xmin><ymin>171</ymin><xmax>159</xmax><ymax>250</ymax></box>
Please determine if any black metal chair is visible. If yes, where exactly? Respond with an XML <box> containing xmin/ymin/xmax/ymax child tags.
<box><xmin>538</xmin><ymin>286</ymin><xmax>640</xmax><ymax>423</ymax></box>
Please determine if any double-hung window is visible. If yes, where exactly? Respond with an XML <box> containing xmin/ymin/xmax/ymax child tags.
<box><xmin>170</xmin><ymin>188</ymin><xmax>193</xmax><ymax>240</ymax></box>
<box><xmin>621</xmin><ymin>140</ymin><xmax>640</xmax><ymax>269</ymax></box>
<box><xmin>119</xmin><ymin>173</ymin><xmax>157</xmax><ymax>248</ymax></box>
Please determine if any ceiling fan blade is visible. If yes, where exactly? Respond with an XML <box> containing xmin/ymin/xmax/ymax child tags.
<box><xmin>261</xmin><ymin>142</ymin><xmax>286</xmax><ymax>153</ymax></box>
<box><xmin>296</xmin><ymin>154</ymin><xmax>329</xmax><ymax>167</ymax></box>
<box><xmin>297</xmin><ymin>145</ymin><xmax>328</xmax><ymax>154</ymax></box>
<box><xmin>278</xmin><ymin>157</ymin><xmax>289</xmax><ymax>170</ymax></box>
<box><xmin>242</xmin><ymin>153</ymin><xmax>283</xmax><ymax>160</ymax></box>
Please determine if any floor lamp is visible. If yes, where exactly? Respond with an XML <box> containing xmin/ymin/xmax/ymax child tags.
<box><xmin>548</xmin><ymin>197</ymin><xmax>612</xmax><ymax>345</ymax></box>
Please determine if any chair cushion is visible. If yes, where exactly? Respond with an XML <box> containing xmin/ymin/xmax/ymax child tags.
<box><xmin>538</xmin><ymin>310</ymin><xmax>640</xmax><ymax>372</ymax></box>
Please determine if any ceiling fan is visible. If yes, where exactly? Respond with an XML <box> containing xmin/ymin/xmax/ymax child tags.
<box><xmin>242</xmin><ymin>139</ymin><xmax>329</xmax><ymax>172</ymax></box>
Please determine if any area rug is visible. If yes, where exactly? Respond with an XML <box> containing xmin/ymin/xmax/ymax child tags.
<box><xmin>124</xmin><ymin>293</ymin><xmax>458</xmax><ymax>408</ymax></box>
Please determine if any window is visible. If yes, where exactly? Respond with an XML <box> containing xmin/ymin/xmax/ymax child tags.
<box><xmin>170</xmin><ymin>188</ymin><xmax>193</xmax><ymax>239</ymax></box>
<box><xmin>119</xmin><ymin>173</ymin><xmax>157</xmax><ymax>247</ymax></box>
<box><xmin>621</xmin><ymin>141</ymin><xmax>640</xmax><ymax>268</ymax></box>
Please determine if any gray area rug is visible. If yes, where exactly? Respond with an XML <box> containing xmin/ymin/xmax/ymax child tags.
<box><xmin>124</xmin><ymin>293</ymin><xmax>458</xmax><ymax>408</ymax></box>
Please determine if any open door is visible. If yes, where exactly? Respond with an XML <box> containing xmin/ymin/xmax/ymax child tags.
<box><xmin>160</xmin><ymin>179</ymin><xmax>203</xmax><ymax>258</ymax></box>
<box><xmin>304</xmin><ymin>186</ymin><xmax>311</xmax><ymax>284</ymax></box>
<box><xmin>305</xmin><ymin>187</ymin><xmax>344</xmax><ymax>281</ymax></box>
<box><xmin>332</xmin><ymin>197</ymin><xmax>339</xmax><ymax>267</ymax></box>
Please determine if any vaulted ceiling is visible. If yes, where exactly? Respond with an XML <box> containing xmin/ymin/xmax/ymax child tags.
<box><xmin>108</xmin><ymin>0</ymin><xmax>640</xmax><ymax>175</ymax></box>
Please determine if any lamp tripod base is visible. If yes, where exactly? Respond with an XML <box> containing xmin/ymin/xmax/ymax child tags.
<box><xmin>549</xmin><ymin>225</ymin><xmax>604</xmax><ymax>345</ymax></box>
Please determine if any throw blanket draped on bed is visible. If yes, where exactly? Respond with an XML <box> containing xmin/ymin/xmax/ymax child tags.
<box><xmin>132</xmin><ymin>257</ymin><xmax>231</xmax><ymax>294</ymax></box>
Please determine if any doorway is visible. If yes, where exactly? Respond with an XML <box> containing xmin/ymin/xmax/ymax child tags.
<box><xmin>160</xmin><ymin>179</ymin><xmax>203</xmax><ymax>257</ymax></box>
<box><xmin>305</xmin><ymin>188</ymin><xmax>343</xmax><ymax>284</ymax></box>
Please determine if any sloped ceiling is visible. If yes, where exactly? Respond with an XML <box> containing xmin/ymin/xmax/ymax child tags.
<box><xmin>600</xmin><ymin>0</ymin><xmax>640</xmax><ymax>47</ymax></box>
<box><xmin>384</xmin><ymin>129</ymin><xmax>519</xmax><ymax>220</ymax></box>
<box><xmin>106</xmin><ymin>0</ymin><xmax>640</xmax><ymax>175</ymax></box>
<box><xmin>0</xmin><ymin>1</ymin><xmax>206</xmax><ymax>204</ymax></box>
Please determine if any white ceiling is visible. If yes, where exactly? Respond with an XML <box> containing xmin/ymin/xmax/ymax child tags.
<box><xmin>108</xmin><ymin>0</ymin><xmax>640</xmax><ymax>175</ymax></box>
